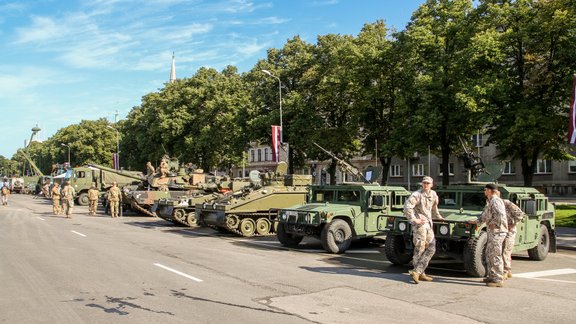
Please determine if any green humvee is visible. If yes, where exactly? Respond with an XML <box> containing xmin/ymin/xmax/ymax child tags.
<box><xmin>383</xmin><ymin>184</ymin><xmax>556</xmax><ymax>277</ymax></box>
<box><xmin>276</xmin><ymin>182</ymin><xmax>410</xmax><ymax>253</ymax></box>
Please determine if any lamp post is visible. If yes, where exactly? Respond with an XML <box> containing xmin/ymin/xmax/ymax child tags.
<box><xmin>61</xmin><ymin>143</ymin><xmax>70</xmax><ymax>166</ymax></box>
<box><xmin>261</xmin><ymin>69</ymin><xmax>283</xmax><ymax>143</ymax></box>
<box><xmin>107</xmin><ymin>125</ymin><xmax>120</xmax><ymax>170</ymax></box>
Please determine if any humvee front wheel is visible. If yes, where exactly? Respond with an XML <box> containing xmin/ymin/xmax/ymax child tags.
<box><xmin>384</xmin><ymin>234</ymin><xmax>412</xmax><ymax>265</ymax></box>
<box><xmin>528</xmin><ymin>225</ymin><xmax>550</xmax><ymax>261</ymax></box>
<box><xmin>77</xmin><ymin>192</ymin><xmax>89</xmax><ymax>206</ymax></box>
<box><xmin>321</xmin><ymin>219</ymin><xmax>352</xmax><ymax>254</ymax></box>
<box><xmin>463</xmin><ymin>231</ymin><xmax>487</xmax><ymax>277</ymax></box>
<box><xmin>276</xmin><ymin>222</ymin><xmax>303</xmax><ymax>247</ymax></box>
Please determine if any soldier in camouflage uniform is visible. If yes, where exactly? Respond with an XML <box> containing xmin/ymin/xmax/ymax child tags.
<box><xmin>51</xmin><ymin>183</ymin><xmax>62</xmax><ymax>215</ymax></box>
<box><xmin>87</xmin><ymin>183</ymin><xmax>99</xmax><ymax>215</ymax></box>
<box><xmin>473</xmin><ymin>183</ymin><xmax>508</xmax><ymax>287</ymax></box>
<box><xmin>61</xmin><ymin>181</ymin><xmax>76</xmax><ymax>218</ymax></box>
<box><xmin>501</xmin><ymin>195</ymin><xmax>524</xmax><ymax>279</ymax></box>
<box><xmin>404</xmin><ymin>176</ymin><xmax>445</xmax><ymax>284</ymax></box>
<box><xmin>107</xmin><ymin>182</ymin><xmax>122</xmax><ymax>218</ymax></box>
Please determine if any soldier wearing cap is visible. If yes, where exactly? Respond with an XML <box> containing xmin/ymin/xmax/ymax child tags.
<box><xmin>51</xmin><ymin>182</ymin><xmax>62</xmax><ymax>215</ymax></box>
<box><xmin>471</xmin><ymin>183</ymin><xmax>508</xmax><ymax>287</ymax></box>
<box><xmin>61</xmin><ymin>181</ymin><xmax>76</xmax><ymax>218</ymax></box>
<box><xmin>87</xmin><ymin>183</ymin><xmax>99</xmax><ymax>215</ymax></box>
<box><xmin>404</xmin><ymin>176</ymin><xmax>445</xmax><ymax>284</ymax></box>
<box><xmin>107</xmin><ymin>181</ymin><xmax>122</xmax><ymax>218</ymax></box>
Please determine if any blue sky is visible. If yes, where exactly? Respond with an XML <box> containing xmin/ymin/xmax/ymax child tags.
<box><xmin>0</xmin><ymin>0</ymin><xmax>424</xmax><ymax>158</ymax></box>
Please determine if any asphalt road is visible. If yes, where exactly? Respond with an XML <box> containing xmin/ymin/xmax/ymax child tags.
<box><xmin>1</xmin><ymin>195</ymin><xmax>575</xmax><ymax>323</ymax></box>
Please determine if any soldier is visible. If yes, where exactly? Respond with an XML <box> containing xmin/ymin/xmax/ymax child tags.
<box><xmin>87</xmin><ymin>183</ymin><xmax>99</xmax><ymax>215</ymax></box>
<box><xmin>146</xmin><ymin>161</ymin><xmax>155</xmax><ymax>177</ymax></box>
<box><xmin>159</xmin><ymin>158</ymin><xmax>169</xmax><ymax>178</ymax></box>
<box><xmin>404</xmin><ymin>176</ymin><xmax>445</xmax><ymax>284</ymax></box>
<box><xmin>1</xmin><ymin>183</ymin><xmax>10</xmax><ymax>206</ymax></box>
<box><xmin>61</xmin><ymin>181</ymin><xmax>76</xmax><ymax>218</ymax></box>
<box><xmin>470</xmin><ymin>183</ymin><xmax>508</xmax><ymax>287</ymax></box>
<box><xmin>51</xmin><ymin>183</ymin><xmax>62</xmax><ymax>215</ymax></box>
<box><xmin>500</xmin><ymin>194</ymin><xmax>525</xmax><ymax>279</ymax></box>
<box><xmin>107</xmin><ymin>182</ymin><xmax>122</xmax><ymax>218</ymax></box>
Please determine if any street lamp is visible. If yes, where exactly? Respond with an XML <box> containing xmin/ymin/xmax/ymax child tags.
<box><xmin>107</xmin><ymin>125</ymin><xmax>120</xmax><ymax>170</ymax></box>
<box><xmin>261</xmin><ymin>69</ymin><xmax>283</xmax><ymax>143</ymax></box>
<box><xmin>60</xmin><ymin>143</ymin><xmax>70</xmax><ymax>166</ymax></box>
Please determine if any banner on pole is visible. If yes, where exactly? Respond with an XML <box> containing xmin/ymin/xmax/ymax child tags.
<box><xmin>570</xmin><ymin>75</ymin><xmax>576</xmax><ymax>144</ymax></box>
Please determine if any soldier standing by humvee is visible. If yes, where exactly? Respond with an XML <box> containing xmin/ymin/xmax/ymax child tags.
<box><xmin>500</xmin><ymin>194</ymin><xmax>524</xmax><ymax>279</ymax></box>
<box><xmin>61</xmin><ymin>181</ymin><xmax>76</xmax><ymax>218</ymax></box>
<box><xmin>107</xmin><ymin>182</ymin><xmax>121</xmax><ymax>218</ymax></box>
<box><xmin>87</xmin><ymin>183</ymin><xmax>99</xmax><ymax>215</ymax></box>
<box><xmin>51</xmin><ymin>183</ymin><xmax>62</xmax><ymax>215</ymax></box>
<box><xmin>404</xmin><ymin>176</ymin><xmax>445</xmax><ymax>284</ymax></box>
<box><xmin>471</xmin><ymin>183</ymin><xmax>508</xmax><ymax>287</ymax></box>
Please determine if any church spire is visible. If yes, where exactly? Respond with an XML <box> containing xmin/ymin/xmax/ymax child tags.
<box><xmin>169</xmin><ymin>52</ymin><xmax>176</xmax><ymax>83</ymax></box>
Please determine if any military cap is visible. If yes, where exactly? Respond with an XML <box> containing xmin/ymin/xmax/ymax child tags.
<box><xmin>485</xmin><ymin>183</ymin><xmax>498</xmax><ymax>190</ymax></box>
<box><xmin>421</xmin><ymin>176</ymin><xmax>433</xmax><ymax>184</ymax></box>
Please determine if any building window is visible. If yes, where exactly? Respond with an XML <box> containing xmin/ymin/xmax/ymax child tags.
<box><xmin>257</xmin><ymin>149</ymin><xmax>262</xmax><ymax>162</ymax></box>
<box><xmin>412</xmin><ymin>164</ymin><xmax>425</xmax><ymax>176</ymax></box>
<box><xmin>390</xmin><ymin>165</ymin><xmax>402</xmax><ymax>177</ymax></box>
<box><xmin>439</xmin><ymin>163</ymin><xmax>455</xmax><ymax>176</ymax></box>
<box><xmin>264</xmin><ymin>148</ymin><xmax>269</xmax><ymax>161</ymax></box>
<box><xmin>250</xmin><ymin>150</ymin><xmax>255</xmax><ymax>162</ymax></box>
<box><xmin>535</xmin><ymin>159</ymin><xmax>552</xmax><ymax>174</ymax></box>
<box><xmin>569</xmin><ymin>160</ymin><xmax>576</xmax><ymax>173</ymax></box>
<box><xmin>471</xmin><ymin>133</ymin><xmax>484</xmax><ymax>148</ymax></box>
<box><xmin>503</xmin><ymin>161</ymin><xmax>516</xmax><ymax>175</ymax></box>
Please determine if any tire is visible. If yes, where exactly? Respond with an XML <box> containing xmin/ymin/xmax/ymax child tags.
<box><xmin>77</xmin><ymin>192</ymin><xmax>89</xmax><ymax>206</ymax></box>
<box><xmin>185</xmin><ymin>212</ymin><xmax>196</xmax><ymax>227</ymax></box>
<box><xmin>276</xmin><ymin>222</ymin><xmax>303</xmax><ymax>247</ymax></box>
<box><xmin>384</xmin><ymin>234</ymin><xmax>412</xmax><ymax>265</ymax></box>
<box><xmin>463</xmin><ymin>231</ymin><xmax>488</xmax><ymax>277</ymax></box>
<box><xmin>528</xmin><ymin>225</ymin><xmax>550</xmax><ymax>261</ymax></box>
<box><xmin>321</xmin><ymin>219</ymin><xmax>352</xmax><ymax>254</ymax></box>
<box><xmin>239</xmin><ymin>218</ymin><xmax>256</xmax><ymax>237</ymax></box>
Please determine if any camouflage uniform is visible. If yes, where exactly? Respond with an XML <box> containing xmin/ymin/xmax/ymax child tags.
<box><xmin>146</xmin><ymin>162</ymin><xmax>155</xmax><ymax>177</ymax></box>
<box><xmin>51</xmin><ymin>184</ymin><xmax>61</xmax><ymax>215</ymax></box>
<box><xmin>502</xmin><ymin>199</ymin><xmax>524</xmax><ymax>277</ymax></box>
<box><xmin>87</xmin><ymin>186</ymin><xmax>100</xmax><ymax>215</ymax></box>
<box><xmin>404</xmin><ymin>187</ymin><xmax>442</xmax><ymax>277</ymax></box>
<box><xmin>107</xmin><ymin>184</ymin><xmax>121</xmax><ymax>218</ymax></box>
<box><xmin>1</xmin><ymin>186</ymin><xmax>10</xmax><ymax>205</ymax></box>
<box><xmin>479</xmin><ymin>196</ymin><xmax>508</xmax><ymax>283</ymax></box>
<box><xmin>61</xmin><ymin>184</ymin><xmax>76</xmax><ymax>218</ymax></box>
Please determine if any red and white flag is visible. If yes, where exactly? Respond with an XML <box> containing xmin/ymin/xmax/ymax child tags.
<box><xmin>271</xmin><ymin>125</ymin><xmax>282</xmax><ymax>162</ymax></box>
<box><xmin>570</xmin><ymin>75</ymin><xmax>576</xmax><ymax>144</ymax></box>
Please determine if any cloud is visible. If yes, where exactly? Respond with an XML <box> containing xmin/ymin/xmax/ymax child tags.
<box><xmin>311</xmin><ymin>0</ymin><xmax>339</xmax><ymax>6</ymax></box>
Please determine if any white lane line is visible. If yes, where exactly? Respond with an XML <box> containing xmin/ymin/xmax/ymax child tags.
<box><xmin>515</xmin><ymin>268</ymin><xmax>576</xmax><ymax>278</ymax></box>
<box><xmin>71</xmin><ymin>230</ymin><xmax>87</xmax><ymax>237</ymax></box>
<box><xmin>153</xmin><ymin>263</ymin><xmax>203</xmax><ymax>282</ymax></box>
<box><xmin>529</xmin><ymin>278</ymin><xmax>576</xmax><ymax>284</ymax></box>
<box><xmin>37</xmin><ymin>217</ymin><xmax>45</xmax><ymax>221</ymax></box>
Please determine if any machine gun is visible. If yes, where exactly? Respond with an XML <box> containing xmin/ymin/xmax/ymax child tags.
<box><xmin>313</xmin><ymin>142</ymin><xmax>369</xmax><ymax>183</ymax></box>
<box><xmin>458</xmin><ymin>136</ymin><xmax>486</xmax><ymax>180</ymax></box>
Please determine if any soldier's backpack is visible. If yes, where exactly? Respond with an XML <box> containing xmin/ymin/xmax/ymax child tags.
<box><xmin>503</xmin><ymin>199</ymin><xmax>524</xmax><ymax>225</ymax></box>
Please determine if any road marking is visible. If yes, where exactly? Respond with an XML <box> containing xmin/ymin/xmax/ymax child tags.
<box><xmin>71</xmin><ymin>230</ymin><xmax>87</xmax><ymax>237</ymax></box>
<box><xmin>529</xmin><ymin>278</ymin><xmax>576</xmax><ymax>284</ymax></box>
<box><xmin>36</xmin><ymin>217</ymin><xmax>45</xmax><ymax>221</ymax></box>
<box><xmin>515</xmin><ymin>268</ymin><xmax>576</xmax><ymax>278</ymax></box>
<box><xmin>153</xmin><ymin>263</ymin><xmax>203</xmax><ymax>282</ymax></box>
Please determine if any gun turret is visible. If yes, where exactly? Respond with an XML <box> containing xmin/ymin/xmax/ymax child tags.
<box><xmin>458</xmin><ymin>136</ymin><xmax>486</xmax><ymax>180</ymax></box>
<box><xmin>86</xmin><ymin>163</ymin><xmax>147</xmax><ymax>182</ymax></box>
<box><xmin>313</xmin><ymin>142</ymin><xmax>368</xmax><ymax>183</ymax></box>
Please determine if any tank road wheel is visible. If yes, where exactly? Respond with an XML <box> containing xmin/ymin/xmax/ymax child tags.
<box><xmin>276</xmin><ymin>222</ymin><xmax>303</xmax><ymax>247</ymax></box>
<box><xmin>463</xmin><ymin>231</ymin><xmax>488</xmax><ymax>277</ymax></box>
<box><xmin>321</xmin><ymin>219</ymin><xmax>352</xmax><ymax>254</ymax></box>
<box><xmin>384</xmin><ymin>234</ymin><xmax>412</xmax><ymax>265</ymax></box>
<box><xmin>528</xmin><ymin>225</ymin><xmax>550</xmax><ymax>261</ymax></box>
<box><xmin>185</xmin><ymin>212</ymin><xmax>196</xmax><ymax>227</ymax></box>
<box><xmin>239</xmin><ymin>219</ymin><xmax>256</xmax><ymax>237</ymax></box>
<box><xmin>77</xmin><ymin>192</ymin><xmax>89</xmax><ymax>206</ymax></box>
<box><xmin>226</xmin><ymin>215</ymin><xmax>240</xmax><ymax>230</ymax></box>
<box><xmin>255</xmin><ymin>218</ymin><xmax>271</xmax><ymax>236</ymax></box>
<box><xmin>174</xmin><ymin>209</ymin><xmax>187</xmax><ymax>224</ymax></box>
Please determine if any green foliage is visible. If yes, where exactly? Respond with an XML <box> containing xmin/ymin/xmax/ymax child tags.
<box><xmin>555</xmin><ymin>205</ymin><xmax>576</xmax><ymax>228</ymax></box>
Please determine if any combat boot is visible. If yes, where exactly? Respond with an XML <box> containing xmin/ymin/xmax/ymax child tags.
<box><xmin>486</xmin><ymin>281</ymin><xmax>504</xmax><ymax>288</ymax></box>
<box><xmin>419</xmin><ymin>273</ymin><xmax>433</xmax><ymax>281</ymax></box>
<box><xmin>408</xmin><ymin>270</ymin><xmax>420</xmax><ymax>284</ymax></box>
<box><xmin>506</xmin><ymin>271</ymin><xmax>513</xmax><ymax>278</ymax></box>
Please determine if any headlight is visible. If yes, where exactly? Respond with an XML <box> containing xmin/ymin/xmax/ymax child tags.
<box><xmin>399</xmin><ymin>222</ymin><xmax>407</xmax><ymax>231</ymax></box>
<box><xmin>305</xmin><ymin>213</ymin><xmax>311</xmax><ymax>223</ymax></box>
<box><xmin>281</xmin><ymin>213</ymin><xmax>287</xmax><ymax>220</ymax></box>
<box><xmin>439</xmin><ymin>224</ymin><xmax>449</xmax><ymax>236</ymax></box>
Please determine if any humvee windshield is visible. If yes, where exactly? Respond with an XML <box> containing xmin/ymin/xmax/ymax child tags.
<box><xmin>438</xmin><ymin>192</ymin><xmax>457</xmax><ymax>208</ymax></box>
<box><xmin>337</xmin><ymin>190</ymin><xmax>360</xmax><ymax>202</ymax></box>
<box><xmin>312</xmin><ymin>190</ymin><xmax>334</xmax><ymax>202</ymax></box>
<box><xmin>462</xmin><ymin>192</ymin><xmax>486</xmax><ymax>209</ymax></box>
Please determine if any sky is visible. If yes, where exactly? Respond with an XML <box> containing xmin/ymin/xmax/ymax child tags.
<box><xmin>0</xmin><ymin>0</ymin><xmax>424</xmax><ymax>158</ymax></box>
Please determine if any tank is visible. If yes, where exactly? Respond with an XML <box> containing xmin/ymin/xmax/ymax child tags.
<box><xmin>195</xmin><ymin>162</ymin><xmax>312</xmax><ymax>237</ymax></box>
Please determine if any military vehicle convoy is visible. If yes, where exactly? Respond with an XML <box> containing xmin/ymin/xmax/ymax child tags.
<box><xmin>195</xmin><ymin>162</ymin><xmax>312</xmax><ymax>237</ymax></box>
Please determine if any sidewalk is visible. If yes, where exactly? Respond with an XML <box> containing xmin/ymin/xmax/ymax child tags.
<box><xmin>557</xmin><ymin>227</ymin><xmax>576</xmax><ymax>251</ymax></box>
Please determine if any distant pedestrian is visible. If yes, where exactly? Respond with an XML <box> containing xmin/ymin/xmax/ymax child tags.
<box><xmin>87</xmin><ymin>183</ymin><xmax>99</xmax><ymax>215</ymax></box>
<box><xmin>61</xmin><ymin>181</ymin><xmax>76</xmax><ymax>218</ymax></box>
<box><xmin>107</xmin><ymin>182</ymin><xmax>121</xmax><ymax>218</ymax></box>
<box><xmin>51</xmin><ymin>183</ymin><xmax>62</xmax><ymax>215</ymax></box>
<box><xmin>404</xmin><ymin>176</ymin><xmax>445</xmax><ymax>284</ymax></box>
<box><xmin>1</xmin><ymin>184</ymin><xmax>10</xmax><ymax>206</ymax></box>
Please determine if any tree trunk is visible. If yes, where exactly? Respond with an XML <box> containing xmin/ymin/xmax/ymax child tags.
<box><xmin>520</xmin><ymin>151</ymin><xmax>538</xmax><ymax>187</ymax></box>
<box><xmin>329</xmin><ymin>159</ymin><xmax>337</xmax><ymax>185</ymax></box>
<box><xmin>440</xmin><ymin>123</ymin><xmax>451</xmax><ymax>185</ymax></box>
<box><xmin>380</xmin><ymin>156</ymin><xmax>392</xmax><ymax>185</ymax></box>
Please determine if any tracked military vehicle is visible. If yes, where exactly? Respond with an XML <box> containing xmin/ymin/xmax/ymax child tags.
<box><xmin>154</xmin><ymin>178</ymin><xmax>251</xmax><ymax>226</ymax></box>
<box><xmin>195</xmin><ymin>162</ymin><xmax>311</xmax><ymax>237</ymax></box>
<box><xmin>382</xmin><ymin>139</ymin><xmax>556</xmax><ymax>277</ymax></box>
<box><xmin>276</xmin><ymin>143</ymin><xmax>410</xmax><ymax>253</ymax></box>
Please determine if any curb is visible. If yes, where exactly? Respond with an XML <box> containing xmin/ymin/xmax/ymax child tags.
<box><xmin>557</xmin><ymin>245</ymin><xmax>576</xmax><ymax>252</ymax></box>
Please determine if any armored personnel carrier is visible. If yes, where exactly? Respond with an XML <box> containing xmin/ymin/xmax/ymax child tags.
<box><xmin>154</xmin><ymin>178</ymin><xmax>252</xmax><ymax>226</ymax></box>
<box><xmin>195</xmin><ymin>162</ymin><xmax>312</xmax><ymax>237</ymax></box>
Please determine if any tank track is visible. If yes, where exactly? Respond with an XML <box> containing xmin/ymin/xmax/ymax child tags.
<box><xmin>211</xmin><ymin>212</ymin><xmax>277</xmax><ymax>237</ymax></box>
<box><xmin>130</xmin><ymin>201</ymin><xmax>158</xmax><ymax>218</ymax></box>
